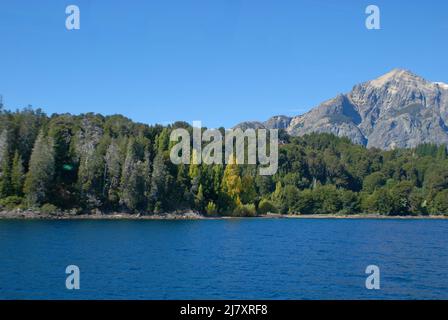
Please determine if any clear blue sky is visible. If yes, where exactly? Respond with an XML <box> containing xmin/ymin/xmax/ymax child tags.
<box><xmin>1</xmin><ymin>0</ymin><xmax>447</xmax><ymax>128</ymax></box>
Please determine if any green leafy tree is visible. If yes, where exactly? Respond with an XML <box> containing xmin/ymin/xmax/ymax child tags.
<box><xmin>362</xmin><ymin>172</ymin><xmax>386</xmax><ymax>193</ymax></box>
<box><xmin>313</xmin><ymin>185</ymin><xmax>342</xmax><ymax>214</ymax></box>
<box><xmin>282</xmin><ymin>185</ymin><xmax>300</xmax><ymax>214</ymax></box>
<box><xmin>24</xmin><ymin>132</ymin><xmax>55</xmax><ymax>207</ymax></box>
<box><xmin>149</xmin><ymin>152</ymin><xmax>170</xmax><ymax>213</ymax></box>
<box><xmin>363</xmin><ymin>188</ymin><xmax>394</xmax><ymax>215</ymax></box>
<box><xmin>0</xmin><ymin>130</ymin><xmax>11</xmax><ymax>197</ymax></box>
<box><xmin>295</xmin><ymin>189</ymin><xmax>315</xmax><ymax>214</ymax></box>
<box><xmin>120</xmin><ymin>139</ymin><xmax>145</xmax><ymax>211</ymax></box>
<box><xmin>104</xmin><ymin>140</ymin><xmax>122</xmax><ymax>207</ymax></box>
<box><xmin>222</xmin><ymin>161</ymin><xmax>242</xmax><ymax>209</ymax></box>
<box><xmin>258</xmin><ymin>199</ymin><xmax>277</xmax><ymax>214</ymax></box>
<box><xmin>205</xmin><ymin>201</ymin><xmax>217</xmax><ymax>216</ymax></box>
<box><xmin>195</xmin><ymin>184</ymin><xmax>205</xmax><ymax>210</ymax></box>
<box><xmin>241</xmin><ymin>175</ymin><xmax>257</xmax><ymax>205</ymax></box>
<box><xmin>430</xmin><ymin>190</ymin><xmax>448</xmax><ymax>214</ymax></box>
<box><xmin>77</xmin><ymin>144</ymin><xmax>104</xmax><ymax>210</ymax></box>
<box><xmin>175</xmin><ymin>163</ymin><xmax>192</xmax><ymax>209</ymax></box>
<box><xmin>11</xmin><ymin>151</ymin><xmax>24</xmax><ymax>196</ymax></box>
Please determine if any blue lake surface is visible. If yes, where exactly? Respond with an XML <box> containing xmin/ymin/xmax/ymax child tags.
<box><xmin>0</xmin><ymin>218</ymin><xmax>447</xmax><ymax>299</ymax></box>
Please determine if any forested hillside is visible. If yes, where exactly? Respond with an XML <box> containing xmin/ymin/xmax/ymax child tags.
<box><xmin>1</xmin><ymin>107</ymin><xmax>448</xmax><ymax>216</ymax></box>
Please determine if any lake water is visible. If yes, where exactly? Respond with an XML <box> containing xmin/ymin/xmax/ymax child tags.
<box><xmin>0</xmin><ymin>218</ymin><xmax>447</xmax><ymax>299</ymax></box>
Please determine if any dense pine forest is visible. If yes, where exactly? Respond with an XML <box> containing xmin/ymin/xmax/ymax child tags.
<box><xmin>0</xmin><ymin>106</ymin><xmax>448</xmax><ymax>216</ymax></box>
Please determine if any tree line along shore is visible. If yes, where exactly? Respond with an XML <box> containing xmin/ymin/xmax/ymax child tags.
<box><xmin>1</xmin><ymin>107</ymin><xmax>448</xmax><ymax>217</ymax></box>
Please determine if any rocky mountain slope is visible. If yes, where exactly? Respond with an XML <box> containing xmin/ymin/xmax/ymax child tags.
<box><xmin>236</xmin><ymin>69</ymin><xmax>448</xmax><ymax>149</ymax></box>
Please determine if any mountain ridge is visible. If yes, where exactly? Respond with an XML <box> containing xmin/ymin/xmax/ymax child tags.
<box><xmin>235</xmin><ymin>69</ymin><xmax>448</xmax><ymax>150</ymax></box>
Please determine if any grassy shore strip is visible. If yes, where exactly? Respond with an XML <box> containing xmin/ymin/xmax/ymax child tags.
<box><xmin>1</xmin><ymin>211</ymin><xmax>447</xmax><ymax>220</ymax></box>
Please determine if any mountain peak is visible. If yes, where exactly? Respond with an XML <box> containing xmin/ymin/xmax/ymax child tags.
<box><xmin>386</xmin><ymin>68</ymin><xmax>413</xmax><ymax>76</ymax></box>
<box><xmin>369</xmin><ymin>68</ymin><xmax>425</xmax><ymax>88</ymax></box>
<box><xmin>235</xmin><ymin>68</ymin><xmax>448</xmax><ymax>150</ymax></box>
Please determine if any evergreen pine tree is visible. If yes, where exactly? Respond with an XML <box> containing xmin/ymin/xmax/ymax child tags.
<box><xmin>11</xmin><ymin>150</ymin><xmax>24</xmax><ymax>196</ymax></box>
<box><xmin>120</xmin><ymin>139</ymin><xmax>145</xmax><ymax>211</ymax></box>
<box><xmin>149</xmin><ymin>151</ymin><xmax>168</xmax><ymax>212</ymax></box>
<box><xmin>104</xmin><ymin>140</ymin><xmax>122</xmax><ymax>207</ymax></box>
<box><xmin>0</xmin><ymin>145</ymin><xmax>11</xmax><ymax>197</ymax></box>
<box><xmin>24</xmin><ymin>132</ymin><xmax>55</xmax><ymax>206</ymax></box>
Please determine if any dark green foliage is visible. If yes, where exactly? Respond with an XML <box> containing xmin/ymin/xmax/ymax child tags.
<box><xmin>362</xmin><ymin>172</ymin><xmax>386</xmax><ymax>193</ymax></box>
<box><xmin>0</xmin><ymin>195</ymin><xmax>22</xmax><ymax>210</ymax></box>
<box><xmin>205</xmin><ymin>201</ymin><xmax>217</xmax><ymax>216</ymax></box>
<box><xmin>234</xmin><ymin>203</ymin><xmax>257</xmax><ymax>217</ymax></box>
<box><xmin>23</xmin><ymin>132</ymin><xmax>55</xmax><ymax>207</ymax></box>
<box><xmin>40</xmin><ymin>203</ymin><xmax>59</xmax><ymax>215</ymax></box>
<box><xmin>258</xmin><ymin>199</ymin><xmax>277</xmax><ymax>214</ymax></box>
<box><xmin>11</xmin><ymin>150</ymin><xmax>25</xmax><ymax>196</ymax></box>
<box><xmin>0</xmin><ymin>143</ymin><xmax>11</xmax><ymax>197</ymax></box>
<box><xmin>430</xmin><ymin>190</ymin><xmax>448</xmax><ymax>214</ymax></box>
<box><xmin>1</xmin><ymin>108</ymin><xmax>448</xmax><ymax>216</ymax></box>
<box><xmin>119</xmin><ymin>139</ymin><xmax>146</xmax><ymax>212</ymax></box>
<box><xmin>148</xmin><ymin>152</ymin><xmax>171</xmax><ymax>213</ymax></box>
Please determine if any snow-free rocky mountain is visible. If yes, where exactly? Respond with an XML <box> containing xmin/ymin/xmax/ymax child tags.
<box><xmin>235</xmin><ymin>69</ymin><xmax>448</xmax><ymax>150</ymax></box>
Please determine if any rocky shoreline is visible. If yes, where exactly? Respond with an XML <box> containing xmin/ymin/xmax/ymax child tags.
<box><xmin>0</xmin><ymin>210</ymin><xmax>205</xmax><ymax>220</ymax></box>
<box><xmin>1</xmin><ymin>210</ymin><xmax>447</xmax><ymax>220</ymax></box>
